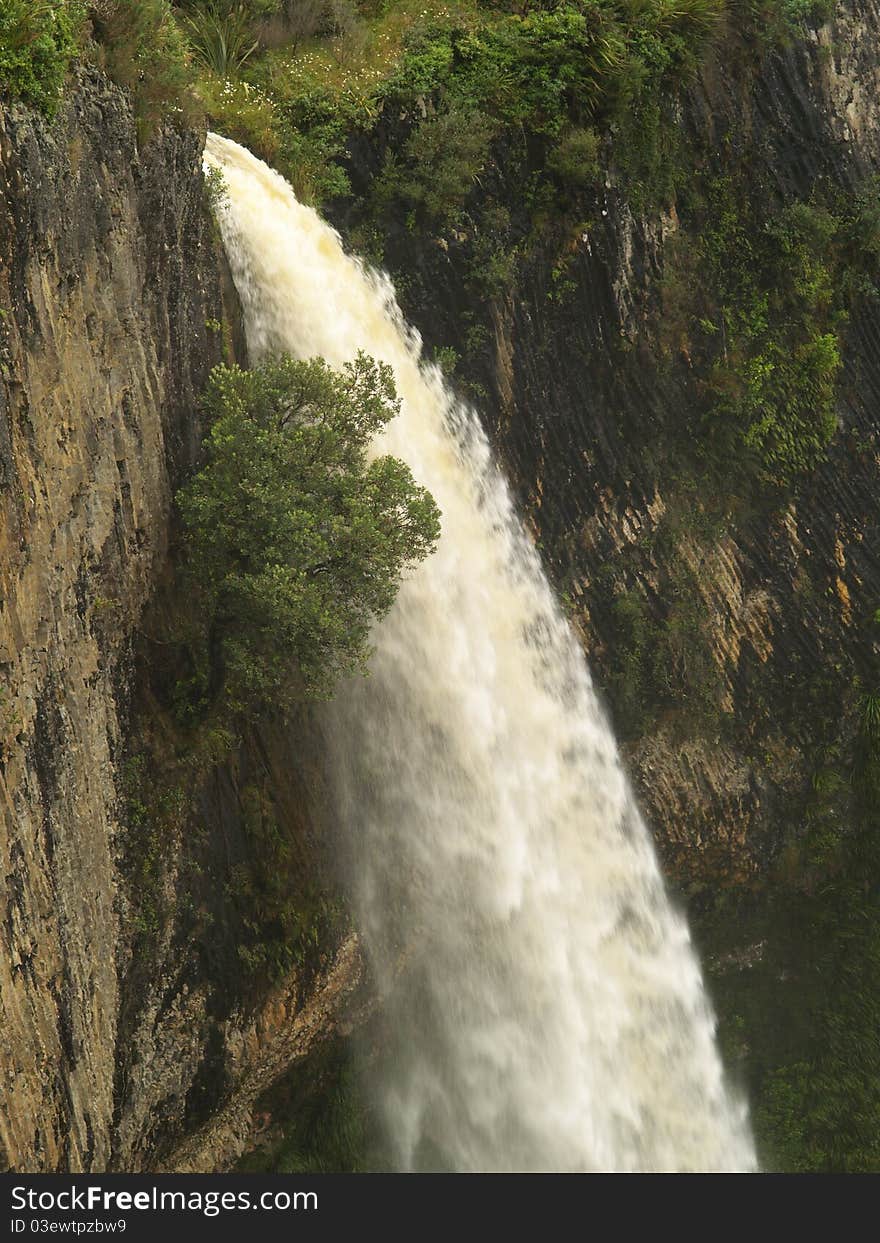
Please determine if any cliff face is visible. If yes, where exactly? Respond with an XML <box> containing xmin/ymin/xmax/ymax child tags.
<box><xmin>0</xmin><ymin>72</ymin><xmax>359</xmax><ymax>1174</ymax></box>
<box><xmin>0</xmin><ymin>70</ymin><xmax>216</xmax><ymax>1171</ymax></box>
<box><xmin>510</xmin><ymin>5</ymin><xmax>880</xmax><ymax>893</ymax></box>
<box><xmin>348</xmin><ymin>2</ymin><xmax>880</xmax><ymax>894</ymax></box>
<box><xmin>492</xmin><ymin>2</ymin><xmax>880</xmax><ymax>890</ymax></box>
<box><xmin>328</xmin><ymin>2</ymin><xmax>880</xmax><ymax>1163</ymax></box>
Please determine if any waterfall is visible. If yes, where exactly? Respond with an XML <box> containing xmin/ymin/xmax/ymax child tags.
<box><xmin>204</xmin><ymin>133</ymin><xmax>756</xmax><ymax>1173</ymax></box>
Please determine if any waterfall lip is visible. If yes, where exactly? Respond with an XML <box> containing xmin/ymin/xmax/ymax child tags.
<box><xmin>204</xmin><ymin>131</ymin><xmax>758</xmax><ymax>1174</ymax></box>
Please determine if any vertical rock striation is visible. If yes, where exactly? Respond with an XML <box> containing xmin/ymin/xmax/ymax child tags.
<box><xmin>0</xmin><ymin>69</ymin><xmax>224</xmax><ymax>1172</ymax></box>
<box><xmin>0</xmin><ymin>71</ymin><xmax>360</xmax><ymax>1173</ymax></box>
<box><xmin>353</xmin><ymin>1</ymin><xmax>880</xmax><ymax>893</ymax></box>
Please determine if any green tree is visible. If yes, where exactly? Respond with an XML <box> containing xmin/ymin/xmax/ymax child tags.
<box><xmin>177</xmin><ymin>353</ymin><xmax>440</xmax><ymax>714</ymax></box>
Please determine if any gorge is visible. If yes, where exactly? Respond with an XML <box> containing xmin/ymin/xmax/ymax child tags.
<box><xmin>1</xmin><ymin>0</ymin><xmax>879</xmax><ymax>1175</ymax></box>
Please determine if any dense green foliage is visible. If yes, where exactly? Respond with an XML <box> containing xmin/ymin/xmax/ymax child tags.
<box><xmin>124</xmin><ymin>350</ymin><xmax>438</xmax><ymax>994</ymax></box>
<box><xmin>367</xmin><ymin>0</ymin><xmax>723</xmax><ymax>225</ymax></box>
<box><xmin>664</xmin><ymin>182</ymin><xmax>880</xmax><ymax>485</ymax></box>
<box><xmin>0</xmin><ymin>0</ymin><xmax>82</xmax><ymax>113</ymax></box>
<box><xmin>699</xmin><ymin>198</ymin><xmax>842</xmax><ymax>480</ymax></box>
<box><xmin>176</xmin><ymin>353</ymin><xmax>440</xmax><ymax>716</ymax></box>
<box><xmin>1</xmin><ymin>0</ymin><xmax>832</xmax><ymax>175</ymax></box>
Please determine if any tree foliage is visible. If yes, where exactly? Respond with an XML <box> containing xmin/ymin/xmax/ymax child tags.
<box><xmin>177</xmin><ymin>353</ymin><xmax>440</xmax><ymax>715</ymax></box>
<box><xmin>663</xmin><ymin>182</ymin><xmax>880</xmax><ymax>486</ymax></box>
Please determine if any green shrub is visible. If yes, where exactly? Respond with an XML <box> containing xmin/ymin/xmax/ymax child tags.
<box><xmin>180</xmin><ymin>2</ymin><xmax>258</xmax><ymax>77</ymax></box>
<box><xmin>274</xmin><ymin>81</ymin><xmax>355</xmax><ymax>202</ymax></box>
<box><xmin>386</xmin><ymin>103</ymin><xmax>495</xmax><ymax>225</ymax></box>
<box><xmin>0</xmin><ymin>0</ymin><xmax>83</xmax><ymax>114</ymax></box>
<box><xmin>177</xmin><ymin>353</ymin><xmax>440</xmax><ymax>715</ymax></box>
<box><xmin>681</xmin><ymin>187</ymin><xmax>858</xmax><ymax>483</ymax></box>
<box><xmin>203</xmin><ymin>163</ymin><xmax>228</xmax><ymax>209</ymax></box>
<box><xmin>379</xmin><ymin>7</ymin><xmax>628</xmax><ymax>136</ymax></box>
<box><xmin>90</xmin><ymin>0</ymin><xmax>195</xmax><ymax>136</ymax></box>
<box><xmin>548</xmin><ymin>125</ymin><xmax>601</xmax><ymax>187</ymax></box>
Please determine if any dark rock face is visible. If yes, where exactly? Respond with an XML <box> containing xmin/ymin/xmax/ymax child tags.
<box><xmin>333</xmin><ymin>3</ymin><xmax>880</xmax><ymax>900</ymax></box>
<box><xmin>321</xmin><ymin>4</ymin><xmax>880</xmax><ymax>1166</ymax></box>
<box><xmin>0</xmin><ymin>71</ymin><xmax>360</xmax><ymax>1174</ymax></box>
<box><xmin>493</xmin><ymin>8</ymin><xmax>880</xmax><ymax>898</ymax></box>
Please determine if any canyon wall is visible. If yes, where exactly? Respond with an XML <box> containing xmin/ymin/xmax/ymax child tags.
<box><xmin>351</xmin><ymin>3</ymin><xmax>880</xmax><ymax>903</ymax></box>
<box><xmin>0</xmin><ymin>71</ymin><xmax>359</xmax><ymax>1173</ymax></box>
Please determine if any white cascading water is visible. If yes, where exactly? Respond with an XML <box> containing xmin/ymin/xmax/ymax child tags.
<box><xmin>204</xmin><ymin>133</ymin><xmax>756</xmax><ymax>1173</ymax></box>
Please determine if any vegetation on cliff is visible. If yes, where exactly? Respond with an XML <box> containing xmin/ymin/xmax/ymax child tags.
<box><xmin>176</xmin><ymin>352</ymin><xmax>440</xmax><ymax>716</ymax></box>
<box><xmin>661</xmin><ymin>180</ymin><xmax>880</xmax><ymax>486</ymax></box>
<box><xmin>598</xmin><ymin>167</ymin><xmax>879</xmax><ymax>1170</ymax></box>
<box><xmin>2</xmin><ymin>3</ymin><xmax>853</xmax><ymax>487</ymax></box>
<box><xmin>0</xmin><ymin>1</ymin><xmax>83</xmax><ymax>113</ymax></box>
<box><xmin>124</xmin><ymin>350</ymin><xmax>438</xmax><ymax>989</ymax></box>
<box><xmin>0</xmin><ymin>2</ymin><xmax>829</xmax><ymax>155</ymax></box>
<box><xmin>708</xmin><ymin>637</ymin><xmax>880</xmax><ymax>1172</ymax></box>
<box><xmin>6</xmin><ymin>0</ymin><xmax>880</xmax><ymax>1178</ymax></box>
